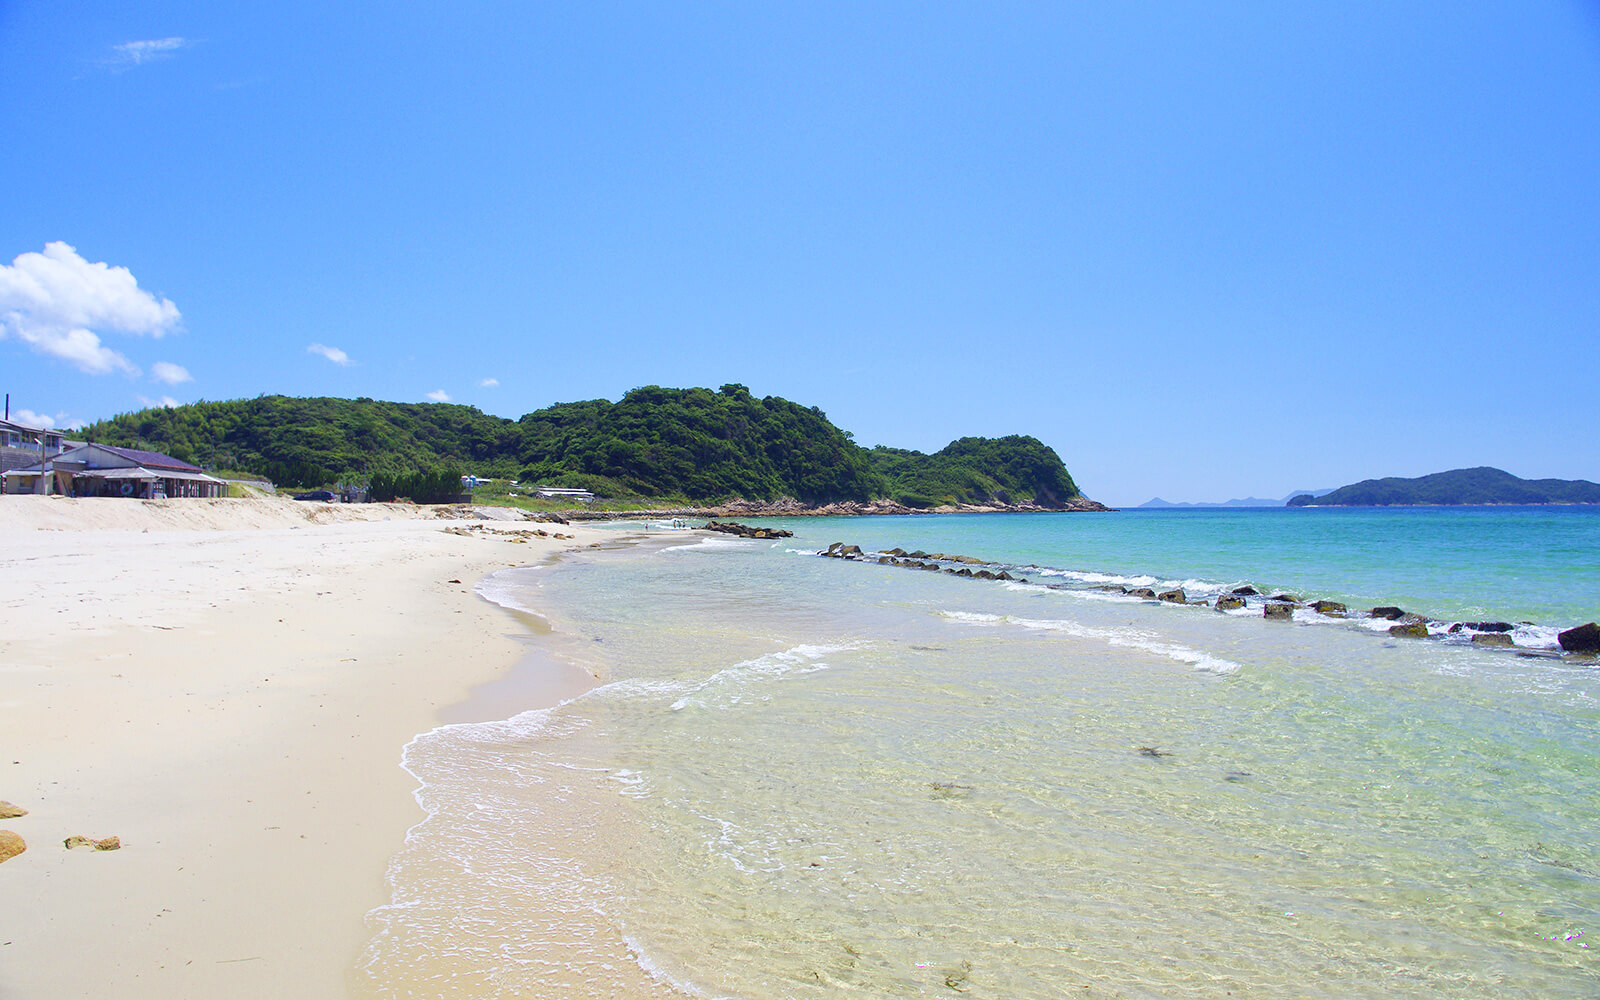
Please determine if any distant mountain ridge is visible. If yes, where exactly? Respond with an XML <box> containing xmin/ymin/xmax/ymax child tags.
<box><xmin>1140</xmin><ymin>488</ymin><xmax>1334</xmax><ymax>509</ymax></box>
<box><xmin>1287</xmin><ymin>467</ymin><xmax>1600</xmax><ymax>507</ymax></box>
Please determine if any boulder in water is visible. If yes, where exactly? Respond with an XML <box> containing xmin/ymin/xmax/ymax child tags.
<box><xmin>1214</xmin><ymin>594</ymin><xmax>1246</xmax><ymax>612</ymax></box>
<box><xmin>1558</xmin><ymin>622</ymin><xmax>1600</xmax><ymax>653</ymax></box>
<box><xmin>1263</xmin><ymin>602</ymin><xmax>1294</xmax><ymax>620</ymax></box>
<box><xmin>1388</xmin><ymin>622</ymin><xmax>1430</xmax><ymax>639</ymax></box>
<box><xmin>1471</xmin><ymin>633</ymin><xmax>1515</xmax><ymax>647</ymax></box>
<box><xmin>1157</xmin><ymin>588</ymin><xmax>1186</xmax><ymax>604</ymax></box>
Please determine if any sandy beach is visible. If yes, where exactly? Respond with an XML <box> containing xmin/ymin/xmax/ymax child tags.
<box><xmin>0</xmin><ymin>495</ymin><xmax>604</xmax><ymax>999</ymax></box>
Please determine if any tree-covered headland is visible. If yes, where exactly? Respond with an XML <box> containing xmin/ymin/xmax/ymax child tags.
<box><xmin>80</xmin><ymin>385</ymin><xmax>1093</xmax><ymax>508</ymax></box>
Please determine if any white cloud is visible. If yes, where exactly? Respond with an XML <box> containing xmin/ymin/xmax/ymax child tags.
<box><xmin>426</xmin><ymin>389</ymin><xmax>451</xmax><ymax>402</ymax></box>
<box><xmin>11</xmin><ymin>408</ymin><xmax>55</xmax><ymax>429</ymax></box>
<box><xmin>0</xmin><ymin>242</ymin><xmax>179</xmax><ymax>376</ymax></box>
<box><xmin>107</xmin><ymin>37</ymin><xmax>193</xmax><ymax>71</ymax></box>
<box><xmin>136</xmin><ymin>395</ymin><xmax>182</xmax><ymax>410</ymax></box>
<box><xmin>151</xmin><ymin>361</ymin><xmax>192</xmax><ymax>385</ymax></box>
<box><xmin>307</xmin><ymin>343</ymin><xmax>352</xmax><ymax>366</ymax></box>
<box><xmin>479</xmin><ymin>377</ymin><xmax>500</xmax><ymax>388</ymax></box>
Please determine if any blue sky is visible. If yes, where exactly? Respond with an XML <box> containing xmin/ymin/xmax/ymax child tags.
<box><xmin>2</xmin><ymin>2</ymin><xmax>1596</xmax><ymax>506</ymax></box>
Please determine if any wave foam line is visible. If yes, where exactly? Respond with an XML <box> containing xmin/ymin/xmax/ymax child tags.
<box><xmin>941</xmin><ymin>610</ymin><xmax>1241</xmax><ymax>674</ymax></box>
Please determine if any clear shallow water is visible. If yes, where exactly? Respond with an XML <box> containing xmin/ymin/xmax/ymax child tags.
<box><xmin>360</xmin><ymin>510</ymin><xmax>1600</xmax><ymax>998</ymax></box>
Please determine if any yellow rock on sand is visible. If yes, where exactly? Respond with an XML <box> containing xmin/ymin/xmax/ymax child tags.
<box><xmin>0</xmin><ymin>800</ymin><xmax>27</xmax><ymax>819</ymax></box>
<box><xmin>63</xmin><ymin>835</ymin><xmax>122</xmax><ymax>851</ymax></box>
<box><xmin>0</xmin><ymin>830</ymin><xmax>25</xmax><ymax>863</ymax></box>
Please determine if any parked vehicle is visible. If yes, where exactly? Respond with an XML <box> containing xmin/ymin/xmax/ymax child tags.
<box><xmin>292</xmin><ymin>490</ymin><xmax>337</xmax><ymax>501</ymax></box>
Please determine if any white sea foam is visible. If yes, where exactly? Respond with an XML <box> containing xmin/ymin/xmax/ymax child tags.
<box><xmin>474</xmin><ymin>566</ymin><xmax>548</xmax><ymax>618</ymax></box>
<box><xmin>940</xmin><ymin>610</ymin><xmax>1241</xmax><ymax>674</ymax></box>
<box><xmin>657</xmin><ymin>536</ymin><xmax>751</xmax><ymax>554</ymax></box>
<box><xmin>668</xmin><ymin>643</ymin><xmax>852</xmax><ymax>712</ymax></box>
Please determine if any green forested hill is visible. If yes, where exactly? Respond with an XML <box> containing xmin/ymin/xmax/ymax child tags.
<box><xmin>79</xmin><ymin>387</ymin><xmax>1088</xmax><ymax>506</ymax></box>
<box><xmin>868</xmin><ymin>436</ymin><xmax>1081</xmax><ymax>508</ymax></box>
<box><xmin>1286</xmin><ymin>467</ymin><xmax>1600</xmax><ymax>506</ymax></box>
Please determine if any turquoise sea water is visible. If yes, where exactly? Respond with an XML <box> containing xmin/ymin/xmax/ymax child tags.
<box><xmin>359</xmin><ymin>508</ymin><xmax>1600</xmax><ymax>998</ymax></box>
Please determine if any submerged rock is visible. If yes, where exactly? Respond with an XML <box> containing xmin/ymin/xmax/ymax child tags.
<box><xmin>1388</xmin><ymin>622</ymin><xmax>1431</xmax><ymax>639</ymax></box>
<box><xmin>1558</xmin><ymin>622</ymin><xmax>1600</xmax><ymax>653</ymax></box>
<box><xmin>1471</xmin><ymin>633</ymin><xmax>1515</xmax><ymax>647</ymax></box>
<box><xmin>1230</xmin><ymin>585</ymin><xmax>1260</xmax><ymax>596</ymax></box>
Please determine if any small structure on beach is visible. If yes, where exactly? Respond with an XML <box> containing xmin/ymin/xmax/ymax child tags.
<box><xmin>3</xmin><ymin>443</ymin><xmax>226</xmax><ymax>498</ymax></box>
<box><xmin>534</xmin><ymin>486</ymin><xmax>595</xmax><ymax>503</ymax></box>
<box><xmin>1</xmin><ymin>417</ymin><xmax>67</xmax><ymax>477</ymax></box>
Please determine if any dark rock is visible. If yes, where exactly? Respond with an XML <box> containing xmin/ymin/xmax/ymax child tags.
<box><xmin>955</xmin><ymin>568</ymin><xmax>973</xmax><ymax>577</ymax></box>
<box><xmin>1230</xmin><ymin>585</ymin><xmax>1259</xmax><ymax>596</ymax></box>
<box><xmin>1558</xmin><ymin>622</ymin><xmax>1600</xmax><ymax>653</ymax></box>
<box><xmin>1214</xmin><ymin>594</ymin><xmax>1246</xmax><ymax>612</ymax></box>
<box><xmin>995</xmin><ymin>571</ymin><xmax>1014</xmax><ymax>581</ymax></box>
<box><xmin>974</xmin><ymin>570</ymin><xmax>997</xmax><ymax>580</ymax></box>
<box><xmin>1127</xmin><ymin>587</ymin><xmax>1157</xmax><ymax>599</ymax></box>
<box><xmin>908</xmin><ymin>551</ymin><xmax>930</xmax><ymax>559</ymax></box>
<box><xmin>1264</xmin><ymin>602</ymin><xmax>1294</xmax><ymax>620</ymax></box>
<box><xmin>701</xmin><ymin>520</ymin><xmax>794</xmax><ymax>539</ymax></box>
<box><xmin>1370</xmin><ymin>606</ymin><xmax>1407</xmax><ymax>621</ymax></box>
<box><xmin>1388</xmin><ymin>622</ymin><xmax>1430</xmax><ymax>639</ymax></box>
<box><xmin>884</xmin><ymin>547</ymin><xmax>908</xmax><ymax>557</ymax></box>
<box><xmin>1309</xmin><ymin>600</ymin><xmax>1347</xmax><ymax>616</ymax></box>
<box><xmin>1268</xmin><ymin>594</ymin><xmax>1302</xmax><ymax>605</ymax></box>
<box><xmin>1157</xmin><ymin>588</ymin><xmax>1186</xmax><ymax>604</ymax></box>
<box><xmin>1471</xmin><ymin>633</ymin><xmax>1515</xmax><ymax>647</ymax></box>
<box><xmin>1095</xmin><ymin>585</ymin><xmax>1128</xmax><ymax>594</ymax></box>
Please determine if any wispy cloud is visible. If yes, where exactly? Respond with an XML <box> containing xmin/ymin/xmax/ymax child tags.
<box><xmin>0</xmin><ymin>241</ymin><xmax>180</xmax><ymax>376</ymax></box>
<box><xmin>136</xmin><ymin>395</ymin><xmax>182</xmax><ymax>410</ymax></box>
<box><xmin>11</xmin><ymin>408</ymin><xmax>55</xmax><ymax>429</ymax></box>
<box><xmin>307</xmin><ymin>343</ymin><xmax>352</xmax><ymax>366</ymax></box>
<box><xmin>425</xmin><ymin>389</ymin><xmax>451</xmax><ymax>402</ymax></box>
<box><xmin>151</xmin><ymin>361</ymin><xmax>192</xmax><ymax>385</ymax></box>
<box><xmin>106</xmin><ymin>37</ymin><xmax>194</xmax><ymax>72</ymax></box>
<box><xmin>479</xmin><ymin>377</ymin><xmax>499</xmax><ymax>388</ymax></box>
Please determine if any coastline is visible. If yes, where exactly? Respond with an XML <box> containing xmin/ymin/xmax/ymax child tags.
<box><xmin>0</xmin><ymin>496</ymin><xmax>606</xmax><ymax>999</ymax></box>
<box><xmin>558</xmin><ymin>494</ymin><xmax>1114</xmax><ymax>520</ymax></box>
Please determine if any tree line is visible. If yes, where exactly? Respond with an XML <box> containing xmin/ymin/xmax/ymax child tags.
<box><xmin>80</xmin><ymin>386</ymin><xmax>1084</xmax><ymax>506</ymax></box>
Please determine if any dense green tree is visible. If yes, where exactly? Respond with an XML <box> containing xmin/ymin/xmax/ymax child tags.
<box><xmin>80</xmin><ymin>390</ymin><xmax>1086</xmax><ymax>504</ymax></box>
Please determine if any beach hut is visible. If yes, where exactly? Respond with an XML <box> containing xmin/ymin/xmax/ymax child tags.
<box><xmin>2</xmin><ymin>444</ymin><xmax>226</xmax><ymax>498</ymax></box>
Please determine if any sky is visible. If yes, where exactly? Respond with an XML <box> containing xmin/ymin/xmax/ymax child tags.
<box><xmin>2</xmin><ymin>2</ymin><xmax>1597</xmax><ymax>506</ymax></box>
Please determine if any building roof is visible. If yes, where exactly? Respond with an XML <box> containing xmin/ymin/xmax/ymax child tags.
<box><xmin>86</xmin><ymin>444</ymin><xmax>205</xmax><ymax>472</ymax></box>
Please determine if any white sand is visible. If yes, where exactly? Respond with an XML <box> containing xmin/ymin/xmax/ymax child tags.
<box><xmin>0</xmin><ymin>496</ymin><xmax>606</xmax><ymax>998</ymax></box>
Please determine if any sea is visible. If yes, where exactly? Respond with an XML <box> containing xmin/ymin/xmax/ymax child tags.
<box><xmin>357</xmin><ymin>506</ymin><xmax>1600</xmax><ymax>999</ymax></box>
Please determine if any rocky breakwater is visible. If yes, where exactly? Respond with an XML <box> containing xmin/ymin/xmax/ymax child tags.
<box><xmin>700</xmin><ymin>520</ymin><xmax>795</xmax><ymax>540</ymax></box>
<box><xmin>816</xmin><ymin>540</ymin><xmax>1596</xmax><ymax>659</ymax></box>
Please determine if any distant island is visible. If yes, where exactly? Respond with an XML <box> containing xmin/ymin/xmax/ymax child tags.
<box><xmin>1141</xmin><ymin>489</ymin><xmax>1333</xmax><ymax>509</ymax></box>
<box><xmin>1287</xmin><ymin>467</ymin><xmax>1600</xmax><ymax>507</ymax></box>
<box><xmin>79</xmin><ymin>387</ymin><xmax>1108</xmax><ymax>512</ymax></box>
